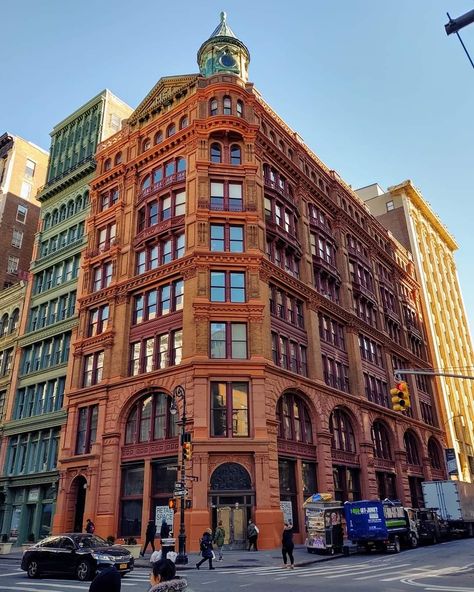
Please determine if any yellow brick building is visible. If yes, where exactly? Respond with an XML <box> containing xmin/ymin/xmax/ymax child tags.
<box><xmin>358</xmin><ymin>180</ymin><xmax>474</xmax><ymax>481</ymax></box>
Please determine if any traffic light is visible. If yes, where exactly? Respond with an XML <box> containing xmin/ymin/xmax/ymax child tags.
<box><xmin>183</xmin><ymin>441</ymin><xmax>192</xmax><ymax>461</ymax></box>
<box><xmin>168</xmin><ymin>498</ymin><xmax>176</xmax><ymax>511</ymax></box>
<box><xmin>390</xmin><ymin>380</ymin><xmax>411</xmax><ymax>412</ymax></box>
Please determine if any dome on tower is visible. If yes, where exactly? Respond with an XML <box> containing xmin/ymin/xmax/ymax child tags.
<box><xmin>197</xmin><ymin>12</ymin><xmax>250</xmax><ymax>81</ymax></box>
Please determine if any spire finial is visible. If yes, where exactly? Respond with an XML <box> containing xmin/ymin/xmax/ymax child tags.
<box><xmin>221</xmin><ymin>11</ymin><xmax>226</xmax><ymax>23</ymax></box>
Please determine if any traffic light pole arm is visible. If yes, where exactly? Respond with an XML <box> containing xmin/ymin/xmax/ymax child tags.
<box><xmin>394</xmin><ymin>368</ymin><xmax>474</xmax><ymax>381</ymax></box>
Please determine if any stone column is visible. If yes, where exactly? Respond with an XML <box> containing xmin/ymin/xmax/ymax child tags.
<box><xmin>345</xmin><ymin>325</ymin><xmax>365</xmax><ymax>397</ymax></box>
<box><xmin>316</xmin><ymin>431</ymin><xmax>334</xmax><ymax>494</ymax></box>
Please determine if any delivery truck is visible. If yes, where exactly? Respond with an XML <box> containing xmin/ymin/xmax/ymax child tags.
<box><xmin>344</xmin><ymin>500</ymin><xmax>418</xmax><ymax>553</ymax></box>
<box><xmin>422</xmin><ymin>480</ymin><xmax>474</xmax><ymax>537</ymax></box>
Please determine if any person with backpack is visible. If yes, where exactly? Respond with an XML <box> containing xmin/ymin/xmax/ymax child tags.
<box><xmin>213</xmin><ymin>520</ymin><xmax>225</xmax><ymax>561</ymax></box>
<box><xmin>85</xmin><ymin>519</ymin><xmax>95</xmax><ymax>534</ymax></box>
<box><xmin>247</xmin><ymin>519</ymin><xmax>259</xmax><ymax>551</ymax></box>
<box><xmin>196</xmin><ymin>528</ymin><xmax>215</xmax><ymax>570</ymax></box>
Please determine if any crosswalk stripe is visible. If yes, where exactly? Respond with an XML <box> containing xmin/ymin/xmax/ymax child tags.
<box><xmin>325</xmin><ymin>562</ymin><xmax>412</xmax><ymax>579</ymax></box>
<box><xmin>380</xmin><ymin>566</ymin><xmax>436</xmax><ymax>582</ymax></box>
<box><xmin>296</xmin><ymin>564</ymin><xmax>385</xmax><ymax>578</ymax></box>
<box><xmin>0</xmin><ymin>572</ymin><xmax>23</xmax><ymax>577</ymax></box>
<box><xmin>9</xmin><ymin>582</ymin><xmax>89</xmax><ymax>590</ymax></box>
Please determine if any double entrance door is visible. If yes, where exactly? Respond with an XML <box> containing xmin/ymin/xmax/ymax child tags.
<box><xmin>212</xmin><ymin>495</ymin><xmax>252</xmax><ymax>550</ymax></box>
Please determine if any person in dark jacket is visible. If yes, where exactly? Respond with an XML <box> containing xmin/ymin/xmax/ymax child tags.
<box><xmin>85</xmin><ymin>519</ymin><xmax>95</xmax><ymax>534</ymax></box>
<box><xmin>141</xmin><ymin>519</ymin><xmax>157</xmax><ymax>556</ymax></box>
<box><xmin>247</xmin><ymin>519</ymin><xmax>259</xmax><ymax>551</ymax></box>
<box><xmin>160</xmin><ymin>519</ymin><xmax>171</xmax><ymax>539</ymax></box>
<box><xmin>281</xmin><ymin>522</ymin><xmax>294</xmax><ymax>569</ymax></box>
<box><xmin>149</xmin><ymin>558</ymin><xmax>187</xmax><ymax>592</ymax></box>
<box><xmin>196</xmin><ymin>529</ymin><xmax>215</xmax><ymax>570</ymax></box>
<box><xmin>89</xmin><ymin>565</ymin><xmax>121</xmax><ymax>592</ymax></box>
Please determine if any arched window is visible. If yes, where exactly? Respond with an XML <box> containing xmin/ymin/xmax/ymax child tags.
<box><xmin>125</xmin><ymin>392</ymin><xmax>178</xmax><ymax>444</ymax></box>
<box><xmin>269</xmin><ymin>131</ymin><xmax>276</xmax><ymax>144</ymax></box>
<box><xmin>236</xmin><ymin>100</ymin><xmax>243</xmax><ymax>118</ymax></box>
<box><xmin>104</xmin><ymin>158</ymin><xmax>112</xmax><ymax>172</ymax></box>
<box><xmin>179</xmin><ymin>116</ymin><xmax>188</xmax><ymax>129</ymax></box>
<box><xmin>404</xmin><ymin>430</ymin><xmax>421</xmax><ymax>465</ymax></box>
<box><xmin>9</xmin><ymin>309</ymin><xmax>20</xmax><ymax>333</ymax></box>
<box><xmin>59</xmin><ymin>204</ymin><xmax>67</xmax><ymax>221</ymax></box>
<box><xmin>154</xmin><ymin>131</ymin><xmax>163</xmax><ymax>144</ymax></box>
<box><xmin>330</xmin><ymin>408</ymin><xmax>356</xmax><ymax>452</ymax></box>
<box><xmin>67</xmin><ymin>200</ymin><xmax>75</xmax><ymax>217</ymax></box>
<box><xmin>142</xmin><ymin>138</ymin><xmax>151</xmax><ymax>152</ymax></box>
<box><xmin>428</xmin><ymin>437</ymin><xmax>442</xmax><ymax>470</ymax></box>
<box><xmin>276</xmin><ymin>392</ymin><xmax>313</xmax><ymax>443</ymax></box>
<box><xmin>230</xmin><ymin>144</ymin><xmax>241</xmax><ymax>165</ymax></box>
<box><xmin>83</xmin><ymin>192</ymin><xmax>89</xmax><ymax>208</ymax></box>
<box><xmin>210</xmin><ymin>98</ymin><xmax>218</xmax><ymax>116</ymax></box>
<box><xmin>141</xmin><ymin>175</ymin><xmax>151</xmax><ymax>191</ymax></box>
<box><xmin>288</xmin><ymin>148</ymin><xmax>293</xmax><ymax>161</ymax></box>
<box><xmin>75</xmin><ymin>196</ymin><xmax>83</xmax><ymax>213</ymax></box>
<box><xmin>279</xmin><ymin>140</ymin><xmax>285</xmax><ymax>154</ymax></box>
<box><xmin>0</xmin><ymin>313</ymin><xmax>9</xmax><ymax>337</ymax></box>
<box><xmin>43</xmin><ymin>213</ymin><xmax>51</xmax><ymax>230</ymax></box>
<box><xmin>52</xmin><ymin>209</ymin><xmax>59</xmax><ymax>225</ymax></box>
<box><xmin>210</xmin><ymin>143</ymin><xmax>222</xmax><ymax>163</ymax></box>
<box><xmin>371</xmin><ymin>421</ymin><xmax>392</xmax><ymax>460</ymax></box>
<box><xmin>114</xmin><ymin>152</ymin><xmax>122</xmax><ymax>166</ymax></box>
<box><xmin>176</xmin><ymin>157</ymin><xmax>186</xmax><ymax>173</ymax></box>
<box><xmin>223</xmin><ymin>96</ymin><xmax>232</xmax><ymax>115</ymax></box>
<box><xmin>166</xmin><ymin>123</ymin><xmax>176</xmax><ymax>137</ymax></box>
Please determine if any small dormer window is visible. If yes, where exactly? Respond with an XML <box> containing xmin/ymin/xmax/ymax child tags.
<box><xmin>143</xmin><ymin>138</ymin><xmax>151</xmax><ymax>152</ymax></box>
<box><xmin>179</xmin><ymin>116</ymin><xmax>188</xmax><ymax>130</ymax></box>
<box><xmin>154</xmin><ymin>131</ymin><xmax>163</xmax><ymax>144</ymax></box>
<box><xmin>167</xmin><ymin>123</ymin><xmax>176</xmax><ymax>137</ymax></box>
<box><xmin>210</xmin><ymin>99</ymin><xmax>218</xmax><ymax>116</ymax></box>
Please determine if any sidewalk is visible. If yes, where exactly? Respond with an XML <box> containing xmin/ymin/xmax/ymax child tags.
<box><xmin>135</xmin><ymin>545</ymin><xmax>343</xmax><ymax>570</ymax></box>
<box><xmin>1</xmin><ymin>545</ymin><xmax>343</xmax><ymax>570</ymax></box>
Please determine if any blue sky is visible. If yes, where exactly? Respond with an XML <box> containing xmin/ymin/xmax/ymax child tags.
<box><xmin>3</xmin><ymin>0</ymin><xmax>474</xmax><ymax>332</ymax></box>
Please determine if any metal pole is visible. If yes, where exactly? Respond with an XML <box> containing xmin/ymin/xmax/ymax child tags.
<box><xmin>174</xmin><ymin>385</ymin><xmax>188</xmax><ymax>565</ymax></box>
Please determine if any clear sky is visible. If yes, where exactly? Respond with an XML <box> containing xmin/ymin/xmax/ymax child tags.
<box><xmin>2</xmin><ymin>0</ymin><xmax>474</xmax><ymax>331</ymax></box>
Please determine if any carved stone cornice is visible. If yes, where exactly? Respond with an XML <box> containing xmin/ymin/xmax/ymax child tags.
<box><xmin>74</xmin><ymin>330</ymin><xmax>115</xmax><ymax>354</ymax></box>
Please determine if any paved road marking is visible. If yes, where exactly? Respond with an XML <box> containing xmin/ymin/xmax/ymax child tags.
<box><xmin>380</xmin><ymin>566</ymin><xmax>437</xmax><ymax>582</ymax></box>
<box><xmin>0</xmin><ymin>572</ymin><xmax>24</xmax><ymax>577</ymax></box>
<box><xmin>326</xmin><ymin>562</ymin><xmax>412</xmax><ymax>578</ymax></box>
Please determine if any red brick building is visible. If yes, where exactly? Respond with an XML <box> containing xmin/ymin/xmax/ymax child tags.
<box><xmin>54</xmin><ymin>14</ymin><xmax>446</xmax><ymax>549</ymax></box>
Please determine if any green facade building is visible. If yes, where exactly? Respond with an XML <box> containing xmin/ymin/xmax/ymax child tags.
<box><xmin>0</xmin><ymin>90</ymin><xmax>132</xmax><ymax>543</ymax></box>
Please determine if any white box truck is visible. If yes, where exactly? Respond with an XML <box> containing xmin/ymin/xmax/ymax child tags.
<box><xmin>422</xmin><ymin>480</ymin><xmax>474</xmax><ymax>536</ymax></box>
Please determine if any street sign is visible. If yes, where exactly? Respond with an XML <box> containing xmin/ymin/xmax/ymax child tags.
<box><xmin>174</xmin><ymin>489</ymin><xmax>188</xmax><ymax>497</ymax></box>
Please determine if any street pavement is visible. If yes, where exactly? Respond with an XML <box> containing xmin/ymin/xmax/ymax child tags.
<box><xmin>1</xmin><ymin>539</ymin><xmax>474</xmax><ymax>591</ymax></box>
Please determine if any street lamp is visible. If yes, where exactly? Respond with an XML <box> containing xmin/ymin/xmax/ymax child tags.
<box><xmin>170</xmin><ymin>385</ymin><xmax>188</xmax><ymax>565</ymax></box>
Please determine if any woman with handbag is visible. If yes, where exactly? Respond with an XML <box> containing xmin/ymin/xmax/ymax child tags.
<box><xmin>196</xmin><ymin>528</ymin><xmax>215</xmax><ymax>570</ymax></box>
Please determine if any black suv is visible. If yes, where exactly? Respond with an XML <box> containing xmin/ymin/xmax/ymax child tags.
<box><xmin>21</xmin><ymin>534</ymin><xmax>134</xmax><ymax>581</ymax></box>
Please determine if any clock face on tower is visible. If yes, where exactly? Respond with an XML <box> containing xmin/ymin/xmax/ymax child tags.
<box><xmin>219</xmin><ymin>52</ymin><xmax>237</xmax><ymax>68</ymax></box>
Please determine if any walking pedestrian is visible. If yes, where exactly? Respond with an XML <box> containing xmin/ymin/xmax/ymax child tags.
<box><xmin>247</xmin><ymin>519</ymin><xmax>259</xmax><ymax>551</ymax></box>
<box><xmin>85</xmin><ymin>518</ymin><xmax>95</xmax><ymax>534</ymax></box>
<box><xmin>196</xmin><ymin>528</ymin><xmax>215</xmax><ymax>570</ymax></box>
<box><xmin>281</xmin><ymin>521</ymin><xmax>295</xmax><ymax>569</ymax></box>
<box><xmin>213</xmin><ymin>520</ymin><xmax>225</xmax><ymax>561</ymax></box>
<box><xmin>160</xmin><ymin>519</ymin><xmax>171</xmax><ymax>539</ymax></box>
<box><xmin>149</xmin><ymin>558</ymin><xmax>187</xmax><ymax>592</ymax></box>
<box><xmin>141</xmin><ymin>519</ymin><xmax>157</xmax><ymax>556</ymax></box>
<box><xmin>89</xmin><ymin>565</ymin><xmax>121</xmax><ymax>592</ymax></box>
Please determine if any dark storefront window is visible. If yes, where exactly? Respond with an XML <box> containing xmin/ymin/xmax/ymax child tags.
<box><xmin>120</xmin><ymin>464</ymin><xmax>144</xmax><ymax>536</ymax></box>
<box><xmin>302</xmin><ymin>461</ymin><xmax>317</xmax><ymax>498</ymax></box>
<box><xmin>279</xmin><ymin>458</ymin><xmax>299</xmax><ymax>532</ymax></box>
<box><xmin>376</xmin><ymin>471</ymin><xmax>397</xmax><ymax>500</ymax></box>
<box><xmin>408</xmin><ymin>476</ymin><xmax>424</xmax><ymax>508</ymax></box>
<box><xmin>333</xmin><ymin>465</ymin><xmax>361</xmax><ymax>503</ymax></box>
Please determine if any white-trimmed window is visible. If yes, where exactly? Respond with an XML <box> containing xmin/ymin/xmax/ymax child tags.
<box><xmin>7</xmin><ymin>256</ymin><xmax>19</xmax><ymax>274</ymax></box>
<box><xmin>25</xmin><ymin>159</ymin><xmax>36</xmax><ymax>179</ymax></box>
<box><xmin>11</xmin><ymin>229</ymin><xmax>24</xmax><ymax>248</ymax></box>
<box><xmin>16</xmin><ymin>204</ymin><xmax>28</xmax><ymax>223</ymax></box>
<box><xmin>20</xmin><ymin>181</ymin><xmax>32</xmax><ymax>199</ymax></box>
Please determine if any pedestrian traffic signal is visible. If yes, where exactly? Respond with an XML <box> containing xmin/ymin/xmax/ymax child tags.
<box><xmin>390</xmin><ymin>380</ymin><xmax>411</xmax><ymax>412</ymax></box>
<box><xmin>183</xmin><ymin>441</ymin><xmax>192</xmax><ymax>461</ymax></box>
<box><xmin>168</xmin><ymin>498</ymin><xmax>176</xmax><ymax>511</ymax></box>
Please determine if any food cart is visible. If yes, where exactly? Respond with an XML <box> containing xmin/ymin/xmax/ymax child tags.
<box><xmin>304</xmin><ymin>494</ymin><xmax>344</xmax><ymax>554</ymax></box>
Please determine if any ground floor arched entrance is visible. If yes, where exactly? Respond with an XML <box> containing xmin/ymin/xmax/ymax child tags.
<box><xmin>210</xmin><ymin>462</ymin><xmax>254</xmax><ymax>550</ymax></box>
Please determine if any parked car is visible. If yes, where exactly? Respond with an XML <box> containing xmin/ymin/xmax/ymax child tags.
<box><xmin>21</xmin><ymin>533</ymin><xmax>134</xmax><ymax>581</ymax></box>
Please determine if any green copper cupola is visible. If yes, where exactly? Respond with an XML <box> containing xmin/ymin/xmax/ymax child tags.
<box><xmin>198</xmin><ymin>12</ymin><xmax>250</xmax><ymax>82</ymax></box>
